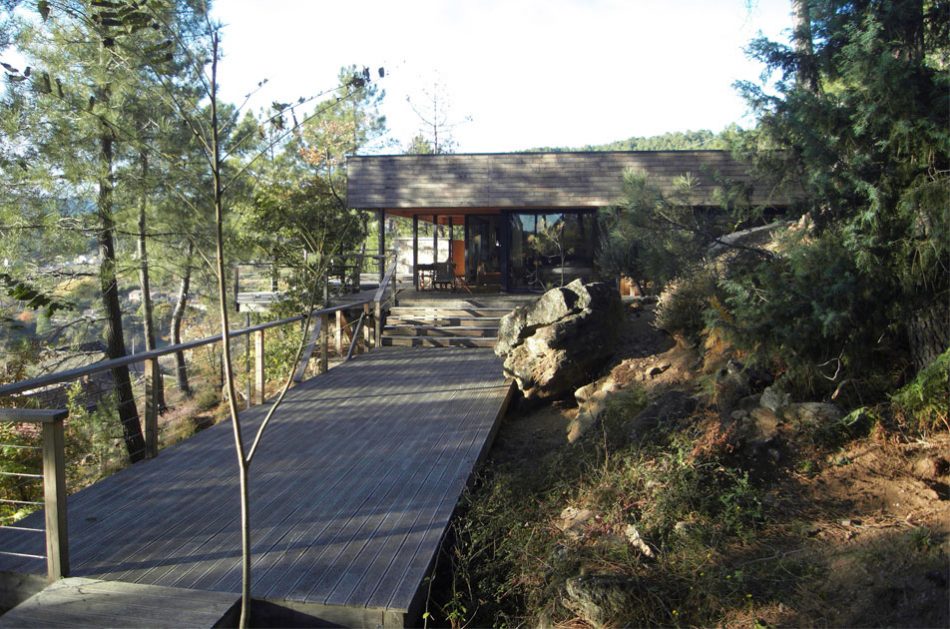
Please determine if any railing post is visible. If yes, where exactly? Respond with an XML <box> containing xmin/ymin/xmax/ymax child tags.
<box><xmin>363</xmin><ymin>303</ymin><xmax>371</xmax><ymax>352</ymax></box>
<box><xmin>254</xmin><ymin>329</ymin><xmax>265</xmax><ymax>405</ymax></box>
<box><xmin>374</xmin><ymin>301</ymin><xmax>382</xmax><ymax>349</ymax></box>
<box><xmin>42</xmin><ymin>414</ymin><xmax>68</xmax><ymax>582</ymax></box>
<box><xmin>144</xmin><ymin>357</ymin><xmax>159</xmax><ymax>458</ymax></box>
<box><xmin>335</xmin><ymin>310</ymin><xmax>344</xmax><ymax>357</ymax></box>
<box><xmin>0</xmin><ymin>410</ymin><xmax>70</xmax><ymax>583</ymax></box>
<box><xmin>320</xmin><ymin>312</ymin><xmax>329</xmax><ymax>373</ymax></box>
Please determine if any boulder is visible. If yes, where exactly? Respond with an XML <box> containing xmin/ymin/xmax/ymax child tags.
<box><xmin>495</xmin><ymin>280</ymin><xmax>623</xmax><ymax>401</ymax></box>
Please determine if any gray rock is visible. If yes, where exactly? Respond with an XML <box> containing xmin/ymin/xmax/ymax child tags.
<box><xmin>760</xmin><ymin>385</ymin><xmax>790</xmax><ymax>413</ymax></box>
<box><xmin>563</xmin><ymin>574</ymin><xmax>642</xmax><ymax>629</ymax></box>
<box><xmin>782</xmin><ymin>402</ymin><xmax>842</xmax><ymax>426</ymax></box>
<box><xmin>713</xmin><ymin>359</ymin><xmax>751</xmax><ymax>414</ymax></box>
<box><xmin>495</xmin><ymin>280</ymin><xmax>623</xmax><ymax>401</ymax></box>
<box><xmin>557</xmin><ymin>506</ymin><xmax>595</xmax><ymax>540</ymax></box>
<box><xmin>494</xmin><ymin>305</ymin><xmax>528</xmax><ymax>356</ymax></box>
<box><xmin>569</xmin><ymin>375</ymin><xmax>621</xmax><ymax>443</ymax></box>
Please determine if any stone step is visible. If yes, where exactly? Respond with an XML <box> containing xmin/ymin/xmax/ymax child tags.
<box><xmin>380</xmin><ymin>336</ymin><xmax>496</xmax><ymax>348</ymax></box>
<box><xmin>384</xmin><ymin>325</ymin><xmax>499</xmax><ymax>338</ymax></box>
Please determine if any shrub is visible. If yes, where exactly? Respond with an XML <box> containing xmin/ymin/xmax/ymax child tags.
<box><xmin>715</xmin><ymin>228</ymin><xmax>904</xmax><ymax>400</ymax></box>
<box><xmin>655</xmin><ymin>269</ymin><xmax>717</xmax><ymax>344</ymax></box>
<box><xmin>891</xmin><ymin>348</ymin><xmax>950</xmax><ymax>433</ymax></box>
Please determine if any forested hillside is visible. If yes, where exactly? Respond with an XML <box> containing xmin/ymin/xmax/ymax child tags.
<box><xmin>532</xmin><ymin>126</ymin><xmax>740</xmax><ymax>152</ymax></box>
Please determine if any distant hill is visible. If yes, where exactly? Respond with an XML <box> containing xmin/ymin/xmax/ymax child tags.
<box><xmin>530</xmin><ymin>125</ymin><xmax>742</xmax><ymax>152</ymax></box>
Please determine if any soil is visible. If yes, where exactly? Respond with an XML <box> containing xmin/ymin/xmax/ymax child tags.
<box><xmin>493</xmin><ymin>303</ymin><xmax>950</xmax><ymax>627</ymax></box>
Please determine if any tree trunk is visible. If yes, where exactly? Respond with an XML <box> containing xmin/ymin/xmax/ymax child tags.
<box><xmin>137</xmin><ymin>150</ymin><xmax>165</xmax><ymax>410</ymax></box>
<box><xmin>98</xmin><ymin>129</ymin><xmax>146</xmax><ymax>463</ymax></box>
<box><xmin>908</xmin><ymin>296</ymin><xmax>949</xmax><ymax>373</ymax></box>
<box><xmin>171</xmin><ymin>241</ymin><xmax>193</xmax><ymax>397</ymax></box>
<box><xmin>792</xmin><ymin>0</ymin><xmax>820</xmax><ymax>94</ymax></box>
<box><xmin>209</xmin><ymin>36</ymin><xmax>251</xmax><ymax>627</ymax></box>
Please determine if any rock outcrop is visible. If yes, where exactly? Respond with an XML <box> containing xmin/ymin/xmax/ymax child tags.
<box><xmin>494</xmin><ymin>280</ymin><xmax>623</xmax><ymax>401</ymax></box>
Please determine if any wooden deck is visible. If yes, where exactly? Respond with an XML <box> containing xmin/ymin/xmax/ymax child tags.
<box><xmin>0</xmin><ymin>348</ymin><xmax>512</xmax><ymax>627</ymax></box>
<box><xmin>0</xmin><ymin>578</ymin><xmax>239</xmax><ymax>628</ymax></box>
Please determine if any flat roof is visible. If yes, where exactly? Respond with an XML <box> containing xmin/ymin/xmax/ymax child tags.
<box><xmin>347</xmin><ymin>150</ymin><xmax>793</xmax><ymax>210</ymax></box>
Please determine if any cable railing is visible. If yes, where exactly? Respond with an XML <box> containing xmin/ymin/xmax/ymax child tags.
<box><xmin>0</xmin><ymin>255</ymin><xmax>399</xmax><ymax>583</ymax></box>
<box><xmin>234</xmin><ymin>251</ymin><xmax>395</xmax><ymax>311</ymax></box>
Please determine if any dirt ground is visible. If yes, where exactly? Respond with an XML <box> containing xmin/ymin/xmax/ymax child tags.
<box><xmin>493</xmin><ymin>303</ymin><xmax>950</xmax><ymax>627</ymax></box>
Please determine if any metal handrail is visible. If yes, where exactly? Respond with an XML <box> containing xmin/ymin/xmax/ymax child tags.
<box><xmin>0</xmin><ymin>300</ymin><xmax>374</xmax><ymax>400</ymax></box>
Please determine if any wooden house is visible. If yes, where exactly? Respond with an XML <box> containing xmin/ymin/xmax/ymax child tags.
<box><xmin>346</xmin><ymin>150</ymin><xmax>791</xmax><ymax>292</ymax></box>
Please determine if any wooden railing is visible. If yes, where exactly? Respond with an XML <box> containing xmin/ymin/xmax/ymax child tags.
<box><xmin>235</xmin><ymin>251</ymin><xmax>396</xmax><ymax>310</ymax></box>
<box><xmin>0</xmin><ymin>255</ymin><xmax>399</xmax><ymax>582</ymax></box>
<box><xmin>0</xmin><ymin>409</ymin><xmax>68</xmax><ymax>583</ymax></box>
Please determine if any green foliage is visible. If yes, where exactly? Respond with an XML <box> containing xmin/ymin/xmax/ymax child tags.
<box><xmin>534</xmin><ymin>126</ymin><xmax>746</xmax><ymax>152</ymax></box>
<box><xmin>654</xmin><ymin>270</ymin><xmax>718</xmax><ymax>344</ymax></box>
<box><xmin>0</xmin><ymin>422</ymin><xmax>42</xmax><ymax>524</ymax></box>
<box><xmin>598</xmin><ymin>170</ymin><xmax>732</xmax><ymax>290</ymax></box>
<box><xmin>891</xmin><ymin>348</ymin><xmax>950</xmax><ymax>432</ymax></box>
<box><xmin>0</xmin><ymin>272</ymin><xmax>73</xmax><ymax>318</ymax></box>
<box><xmin>64</xmin><ymin>381</ymin><xmax>127</xmax><ymax>486</ymax></box>
<box><xmin>716</xmin><ymin>228</ymin><xmax>902</xmax><ymax>396</ymax></box>
<box><xmin>732</xmin><ymin>0</ymin><xmax>950</xmax><ymax>384</ymax></box>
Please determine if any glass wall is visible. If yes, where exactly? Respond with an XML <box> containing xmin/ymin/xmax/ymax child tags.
<box><xmin>465</xmin><ymin>215</ymin><xmax>503</xmax><ymax>286</ymax></box>
<box><xmin>507</xmin><ymin>211</ymin><xmax>596</xmax><ymax>291</ymax></box>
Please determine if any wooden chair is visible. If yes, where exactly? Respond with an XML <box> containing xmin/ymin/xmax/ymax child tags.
<box><xmin>433</xmin><ymin>261</ymin><xmax>456</xmax><ymax>291</ymax></box>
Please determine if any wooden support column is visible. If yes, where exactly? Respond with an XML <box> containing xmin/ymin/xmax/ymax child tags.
<box><xmin>253</xmin><ymin>329</ymin><xmax>265</xmax><ymax>405</ymax></box>
<box><xmin>144</xmin><ymin>357</ymin><xmax>159</xmax><ymax>458</ymax></box>
<box><xmin>432</xmin><ymin>214</ymin><xmax>438</xmax><ymax>263</ymax></box>
<box><xmin>42</xmin><ymin>413</ymin><xmax>68</xmax><ymax>582</ymax></box>
<box><xmin>448</xmin><ymin>217</ymin><xmax>454</xmax><ymax>275</ymax></box>
<box><xmin>412</xmin><ymin>214</ymin><xmax>419</xmax><ymax>290</ymax></box>
<box><xmin>500</xmin><ymin>211</ymin><xmax>510</xmax><ymax>292</ymax></box>
<box><xmin>377</xmin><ymin>209</ymin><xmax>385</xmax><ymax>282</ymax></box>
<box><xmin>320</xmin><ymin>312</ymin><xmax>329</xmax><ymax>373</ymax></box>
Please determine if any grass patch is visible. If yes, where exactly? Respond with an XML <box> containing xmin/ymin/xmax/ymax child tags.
<box><xmin>428</xmin><ymin>386</ymin><xmax>791</xmax><ymax>628</ymax></box>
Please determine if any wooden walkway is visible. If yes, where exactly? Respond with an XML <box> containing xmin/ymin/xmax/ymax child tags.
<box><xmin>0</xmin><ymin>578</ymin><xmax>239</xmax><ymax>628</ymax></box>
<box><xmin>0</xmin><ymin>348</ymin><xmax>512</xmax><ymax>627</ymax></box>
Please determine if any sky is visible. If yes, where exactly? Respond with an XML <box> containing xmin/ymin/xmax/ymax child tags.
<box><xmin>211</xmin><ymin>0</ymin><xmax>793</xmax><ymax>154</ymax></box>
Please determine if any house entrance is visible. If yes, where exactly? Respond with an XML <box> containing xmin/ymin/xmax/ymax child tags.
<box><xmin>465</xmin><ymin>215</ymin><xmax>503</xmax><ymax>287</ymax></box>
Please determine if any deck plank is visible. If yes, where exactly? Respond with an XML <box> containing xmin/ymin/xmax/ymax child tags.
<box><xmin>0</xmin><ymin>348</ymin><xmax>509</xmax><ymax>623</ymax></box>
<box><xmin>0</xmin><ymin>577</ymin><xmax>237</xmax><ymax>628</ymax></box>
